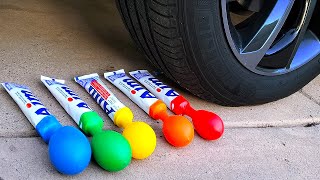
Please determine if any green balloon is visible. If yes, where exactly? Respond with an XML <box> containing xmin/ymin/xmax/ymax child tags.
<box><xmin>91</xmin><ymin>130</ymin><xmax>132</xmax><ymax>172</ymax></box>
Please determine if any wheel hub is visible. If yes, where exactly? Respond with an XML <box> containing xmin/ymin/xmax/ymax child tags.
<box><xmin>222</xmin><ymin>0</ymin><xmax>320</xmax><ymax>76</ymax></box>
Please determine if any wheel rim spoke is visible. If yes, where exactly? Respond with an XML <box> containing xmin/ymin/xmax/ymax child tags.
<box><xmin>285</xmin><ymin>0</ymin><xmax>317</xmax><ymax>68</ymax></box>
<box><xmin>221</xmin><ymin>0</ymin><xmax>320</xmax><ymax>76</ymax></box>
<box><xmin>289</xmin><ymin>30</ymin><xmax>320</xmax><ymax>69</ymax></box>
<box><xmin>238</xmin><ymin>0</ymin><xmax>295</xmax><ymax>70</ymax></box>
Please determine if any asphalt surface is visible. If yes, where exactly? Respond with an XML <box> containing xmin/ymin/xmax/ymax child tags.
<box><xmin>0</xmin><ymin>0</ymin><xmax>319</xmax><ymax>179</ymax></box>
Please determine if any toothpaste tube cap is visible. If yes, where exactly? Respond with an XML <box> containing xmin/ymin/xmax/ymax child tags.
<box><xmin>149</xmin><ymin>100</ymin><xmax>168</xmax><ymax>120</ymax></box>
<box><xmin>114</xmin><ymin>107</ymin><xmax>133</xmax><ymax>128</ymax></box>
<box><xmin>35</xmin><ymin>115</ymin><xmax>62</xmax><ymax>143</ymax></box>
<box><xmin>79</xmin><ymin>111</ymin><xmax>104</xmax><ymax>136</ymax></box>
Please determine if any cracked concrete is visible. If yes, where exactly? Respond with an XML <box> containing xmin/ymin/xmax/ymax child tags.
<box><xmin>300</xmin><ymin>77</ymin><xmax>320</xmax><ymax>106</ymax></box>
<box><xmin>0</xmin><ymin>0</ymin><xmax>319</xmax><ymax>179</ymax></box>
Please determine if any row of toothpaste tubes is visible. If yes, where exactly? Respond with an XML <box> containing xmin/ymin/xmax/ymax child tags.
<box><xmin>2</xmin><ymin>69</ymin><xmax>224</xmax><ymax>175</ymax></box>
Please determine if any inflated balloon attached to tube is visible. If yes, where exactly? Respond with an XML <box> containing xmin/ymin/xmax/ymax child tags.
<box><xmin>41</xmin><ymin>76</ymin><xmax>132</xmax><ymax>172</ymax></box>
<box><xmin>74</xmin><ymin>73</ymin><xmax>156</xmax><ymax>159</ymax></box>
<box><xmin>104</xmin><ymin>70</ymin><xmax>194</xmax><ymax>147</ymax></box>
<box><xmin>1</xmin><ymin>82</ymin><xmax>91</xmax><ymax>175</ymax></box>
<box><xmin>129</xmin><ymin>70</ymin><xmax>224</xmax><ymax>140</ymax></box>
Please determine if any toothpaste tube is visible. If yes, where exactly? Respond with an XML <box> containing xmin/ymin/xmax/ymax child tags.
<box><xmin>1</xmin><ymin>82</ymin><xmax>62</xmax><ymax>143</ymax></box>
<box><xmin>41</xmin><ymin>76</ymin><xmax>103</xmax><ymax>135</ymax></box>
<box><xmin>104</xmin><ymin>69</ymin><xmax>159</xmax><ymax>116</ymax></box>
<box><xmin>105</xmin><ymin>70</ymin><xmax>195</xmax><ymax>147</ymax></box>
<box><xmin>2</xmin><ymin>82</ymin><xmax>93</xmax><ymax>175</ymax></box>
<box><xmin>129</xmin><ymin>70</ymin><xmax>224</xmax><ymax>140</ymax></box>
<box><xmin>74</xmin><ymin>73</ymin><xmax>133</xmax><ymax>128</ymax></box>
<box><xmin>129</xmin><ymin>70</ymin><xmax>179</xmax><ymax>111</ymax></box>
<box><xmin>129</xmin><ymin>70</ymin><xmax>199</xmax><ymax>114</ymax></box>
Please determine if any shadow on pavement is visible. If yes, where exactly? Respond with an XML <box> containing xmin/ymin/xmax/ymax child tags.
<box><xmin>50</xmin><ymin>0</ymin><xmax>144</xmax><ymax>61</ymax></box>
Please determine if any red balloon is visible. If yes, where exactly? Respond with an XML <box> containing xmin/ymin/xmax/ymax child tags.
<box><xmin>171</xmin><ymin>95</ymin><xmax>224</xmax><ymax>140</ymax></box>
<box><xmin>191</xmin><ymin>110</ymin><xmax>224</xmax><ymax>140</ymax></box>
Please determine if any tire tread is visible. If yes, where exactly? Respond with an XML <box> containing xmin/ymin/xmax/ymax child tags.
<box><xmin>116</xmin><ymin>0</ymin><xmax>228</xmax><ymax>105</ymax></box>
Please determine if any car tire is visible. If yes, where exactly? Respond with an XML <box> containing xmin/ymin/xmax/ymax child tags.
<box><xmin>115</xmin><ymin>0</ymin><xmax>320</xmax><ymax>106</ymax></box>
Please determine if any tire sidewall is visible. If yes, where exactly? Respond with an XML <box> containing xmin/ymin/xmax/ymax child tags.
<box><xmin>180</xmin><ymin>0</ymin><xmax>320</xmax><ymax>105</ymax></box>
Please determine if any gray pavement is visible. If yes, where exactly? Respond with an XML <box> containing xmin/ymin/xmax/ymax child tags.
<box><xmin>2</xmin><ymin>127</ymin><xmax>320</xmax><ymax>180</ymax></box>
<box><xmin>0</xmin><ymin>0</ymin><xmax>319</xmax><ymax>179</ymax></box>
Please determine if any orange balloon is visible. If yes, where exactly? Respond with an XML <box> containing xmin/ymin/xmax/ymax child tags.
<box><xmin>162</xmin><ymin>115</ymin><xmax>194</xmax><ymax>147</ymax></box>
<box><xmin>149</xmin><ymin>100</ymin><xmax>194</xmax><ymax>147</ymax></box>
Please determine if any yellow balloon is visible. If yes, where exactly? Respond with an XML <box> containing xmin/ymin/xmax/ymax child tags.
<box><xmin>122</xmin><ymin>122</ymin><xmax>156</xmax><ymax>159</ymax></box>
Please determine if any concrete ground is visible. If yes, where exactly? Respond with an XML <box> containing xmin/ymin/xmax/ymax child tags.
<box><xmin>0</xmin><ymin>0</ymin><xmax>319</xmax><ymax>179</ymax></box>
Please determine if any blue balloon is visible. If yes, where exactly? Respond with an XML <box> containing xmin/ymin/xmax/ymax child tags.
<box><xmin>48</xmin><ymin>126</ymin><xmax>91</xmax><ymax>175</ymax></box>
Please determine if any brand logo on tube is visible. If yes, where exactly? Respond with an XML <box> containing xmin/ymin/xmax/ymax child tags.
<box><xmin>60</xmin><ymin>86</ymin><xmax>91</xmax><ymax>110</ymax></box>
<box><xmin>61</xmin><ymin>86</ymin><xmax>81</xmax><ymax>100</ymax></box>
<box><xmin>45</xmin><ymin>80</ymin><xmax>64</xmax><ymax>86</ymax></box>
<box><xmin>20</xmin><ymin>90</ymin><xmax>51</xmax><ymax>116</ymax></box>
<box><xmin>148</xmin><ymin>78</ymin><xmax>179</xmax><ymax>97</ymax></box>
<box><xmin>3</xmin><ymin>83</ymin><xmax>28</xmax><ymax>91</ymax></box>
<box><xmin>131</xmin><ymin>71</ymin><xmax>150</xmax><ymax>80</ymax></box>
<box><xmin>107</xmin><ymin>73</ymin><xmax>126</xmax><ymax>82</ymax></box>
<box><xmin>88</xmin><ymin>86</ymin><xmax>115</xmax><ymax>115</ymax></box>
<box><xmin>122</xmin><ymin>78</ymin><xmax>156</xmax><ymax>99</ymax></box>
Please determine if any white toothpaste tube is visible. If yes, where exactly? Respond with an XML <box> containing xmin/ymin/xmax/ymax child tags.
<box><xmin>129</xmin><ymin>70</ymin><xmax>180</xmax><ymax>109</ymax></box>
<box><xmin>1</xmin><ymin>82</ymin><xmax>62</xmax><ymax>143</ymax></box>
<box><xmin>104</xmin><ymin>69</ymin><xmax>158</xmax><ymax>114</ymax></box>
<box><xmin>41</xmin><ymin>76</ymin><xmax>102</xmax><ymax>131</ymax></box>
<box><xmin>74</xmin><ymin>73</ymin><xmax>133</xmax><ymax>128</ymax></box>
